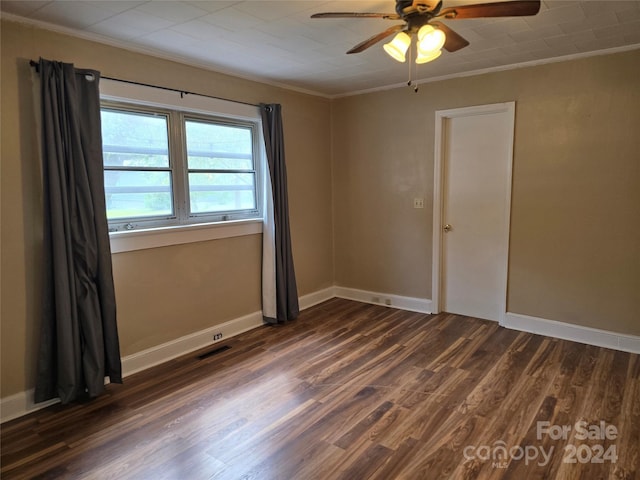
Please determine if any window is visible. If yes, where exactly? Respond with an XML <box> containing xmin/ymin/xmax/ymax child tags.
<box><xmin>184</xmin><ymin>118</ymin><xmax>257</xmax><ymax>216</ymax></box>
<box><xmin>101</xmin><ymin>103</ymin><xmax>261</xmax><ymax>232</ymax></box>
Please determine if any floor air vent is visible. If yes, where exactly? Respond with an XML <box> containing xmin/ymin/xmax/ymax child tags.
<box><xmin>197</xmin><ymin>345</ymin><xmax>231</xmax><ymax>360</ymax></box>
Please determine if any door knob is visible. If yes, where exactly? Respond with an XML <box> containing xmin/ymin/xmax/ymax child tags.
<box><xmin>443</xmin><ymin>224</ymin><xmax>452</xmax><ymax>232</ymax></box>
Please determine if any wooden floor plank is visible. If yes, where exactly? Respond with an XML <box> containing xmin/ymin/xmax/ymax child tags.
<box><xmin>1</xmin><ymin>299</ymin><xmax>638</xmax><ymax>479</ymax></box>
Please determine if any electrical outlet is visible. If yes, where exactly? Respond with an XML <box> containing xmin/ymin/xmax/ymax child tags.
<box><xmin>385</xmin><ymin>299</ymin><xmax>391</xmax><ymax>306</ymax></box>
<box><xmin>213</xmin><ymin>333</ymin><xmax>223</xmax><ymax>341</ymax></box>
<box><xmin>413</xmin><ymin>198</ymin><xmax>424</xmax><ymax>209</ymax></box>
<box><xmin>372</xmin><ymin>296</ymin><xmax>380</xmax><ymax>303</ymax></box>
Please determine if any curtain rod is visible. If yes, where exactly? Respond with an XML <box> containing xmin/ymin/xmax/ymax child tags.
<box><xmin>29</xmin><ymin>59</ymin><xmax>260</xmax><ymax>108</ymax></box>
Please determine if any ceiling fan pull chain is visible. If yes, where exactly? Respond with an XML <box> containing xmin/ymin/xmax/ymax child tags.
<box><xmin>407</xmin><ymin>42</ymin><xmax>413</xmax><ymax>87</ymax></box>
<box><xmin>406</xmin><ymin>42</ymin><xmax>419</xmax><ymax>92</ymax></box>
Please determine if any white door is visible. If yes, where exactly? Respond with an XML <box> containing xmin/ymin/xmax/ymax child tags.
<box><xmin>433</xmin><ymin>103</ymin><xmax>515</xmax><ymax>322</ymax></box>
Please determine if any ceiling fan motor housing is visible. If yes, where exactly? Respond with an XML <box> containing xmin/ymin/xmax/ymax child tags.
<box><xmin>396</xmin><ymin>0</ymin><xmax>414</xmax><ymax>15</ymax></box>
<box><xmin>397</xmin><ymin>0</ymin><xmax>443</xmax><ymax>17</ymax></box>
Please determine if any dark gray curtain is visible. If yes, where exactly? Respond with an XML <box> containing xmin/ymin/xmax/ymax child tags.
<box><xmin>34</xmin><ymin>58</ymin><xmax>122</xmax><ymax>404</ymax></box>
<box><xmin>260</xmin><ymin>104</ymin><xmax>299</xmax><ymax>324</ymax></box>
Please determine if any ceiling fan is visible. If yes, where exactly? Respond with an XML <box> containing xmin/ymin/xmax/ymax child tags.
<box><xmin>311</xmin><ymin>0</ymin><xmax>541</xmax><ymax>64</ymax></box>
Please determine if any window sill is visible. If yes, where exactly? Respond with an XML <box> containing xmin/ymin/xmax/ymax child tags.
<box><xmin>109</xmin><ymin>219</ymin><xmax>263</xmax><ymax>253</ymax></box>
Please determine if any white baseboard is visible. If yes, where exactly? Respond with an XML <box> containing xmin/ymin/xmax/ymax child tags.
<box><xmin>0</xmin><ymin>287</ymin><xmax>338</xmax><ymax>423</ymax></box>
<box><xmin>0</xmin><ymin>391</ymin><xmax>58</xmax><ymax>424</ymax></box>
<box><xmin>503</xmin><ymin>312</ymin><xmax>640</xmax><ymax>354</ymax></box>
<box><xmin>0</xmin><ymin>310</ymin><xmax>265</xmax><ymax>424</ymax></box>
<box><xmin>121</xmin><ymin>310</ymin><xmax>265</xmax><ymax>377</ymax></box>
<box><xmin>334</xmin><ymin>286</ymin><xmax>432</xmax><ymax>314</ymax></box>
<box><xmin>9</xmin><ymin>291</ymin><xmax>635</xmax><ymax>423</ymax></box>
<box><xmin>124</xmin><ymin>288</ymin><xmax>336</xmax><ymax>378</ymax></box>
<box><xmin>299</xmin><ymin>287</ymin><xmax>336</xmax><ymax>310</ymax></box>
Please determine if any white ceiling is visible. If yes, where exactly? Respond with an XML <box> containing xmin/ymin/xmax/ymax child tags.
<box><xmin>2</xmin><ymin>0</ymin><xmax>640</xmax><ymax>96</ymax></box>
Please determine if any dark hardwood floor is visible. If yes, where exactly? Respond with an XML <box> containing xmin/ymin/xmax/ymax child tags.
<box><xmin>2</xmin><ymin>298</ymin><xmax>639</xmax><ymax>479</ymax></box>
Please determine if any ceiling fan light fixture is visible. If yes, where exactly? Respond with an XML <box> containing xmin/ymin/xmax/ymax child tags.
<box><xmin>417</xmin><ymin>24</ymin><xmax>446</xmax><ymax>54</ymax></box>
<box><xmin>415</xmin><ymin>48</ymin><xmax>442</xmax><ymax>64</ymax></box>
<box><xmin>383</xmin><ymin>31</ymin><xmax>411</xmax><ymax>62</ymax></box>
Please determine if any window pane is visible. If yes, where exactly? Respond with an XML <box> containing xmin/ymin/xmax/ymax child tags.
<box><xmin>185</xmin><ymin>120</ymin><xmax>253</xmax><ymax>170</ymax></box>
<box><xmin>105</xmin><ymin>170</ymin><xmax>173</xmax><ymax>219</ymax></box>
<box><xmin>101</xmin><ymin>109</ymin><xmax>169</xmax><ymax>167</ymax></box>
<box><xmin>189</xmin><ymin>173</ymin><xmax>256</xmax><ymax>214</ymax></box>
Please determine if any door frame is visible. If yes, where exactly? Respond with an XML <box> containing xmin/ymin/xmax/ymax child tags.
<box><xmin>431</xmin><ymin>102</ymin><xmax>516</xmax><ymax>323</ymax></box>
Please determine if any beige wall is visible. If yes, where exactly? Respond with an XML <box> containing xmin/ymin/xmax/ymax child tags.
<box><xmin>0</xmin><ymin>19</ymin><xmax>333</xmax><ymax>397</ymax></box>
<box><xmin>2</xmin><ymin>17</ymin><xmax>639</xmax><ymax>402</ymax></box>
<box><xmin>332</xmin><ymin>49</ymin><xmax>640</xmax><ymax>335</ymax></box>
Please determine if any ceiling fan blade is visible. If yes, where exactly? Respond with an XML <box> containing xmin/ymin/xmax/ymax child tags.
<box><xmin>311</xmin><ymin>12</ymin><xmax>400</xmax><ymax>20</ymax></box>
<box><xmin>347</xmin><ymin>24</ymin><xmax>406</xmax><ymax>54</ymax></box>
<box><xmin>431</xmin><ymin>21</ymin><xmax>470</xmax><ymax>52</ymax></box>
<box><xmin>439</xmin><ymin>0</ymin><xmax>541</xmax><ymax>19</ymax></box>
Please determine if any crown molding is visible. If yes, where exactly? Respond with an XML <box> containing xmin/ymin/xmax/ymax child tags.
<box><xmin>329</xmin><ymin>42</ymin><xmax>640</xmax><ymax>98</ymax></box>
<box><xmin>3</xmin><ymin>12</ymin><xmax>639</xmax><ymax>101</ymax></box>
<box><xmin>0</xmin><ymin>12</ymin><xmax>331</xmax><ymax>100</ymax></box>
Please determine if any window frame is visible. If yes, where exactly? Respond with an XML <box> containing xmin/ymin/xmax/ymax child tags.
<box><xmin>182</xmin><ymin>112</ymin><xmax>261</xmax><ymax>222</ymax></box>
<box><xmin>98</xmin><ymin>79</ymin><xmax>266</xmax><ymax>255</ymax></box>
<box><xmin>101</xmin><ymin>101</ymin><xmax>262</xmax><ymax>233</ymax></box>
<box><xmin>101</xmin><ymin>102</ymin><xmax>179</xmax><ymax>231</ymax></box>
